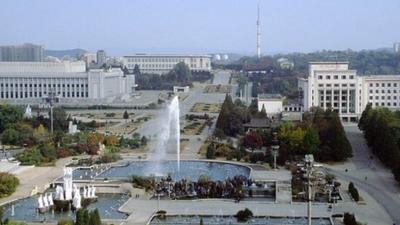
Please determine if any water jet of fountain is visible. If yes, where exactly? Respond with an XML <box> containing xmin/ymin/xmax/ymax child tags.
<box><xmin>149</xmin><ymin>95</ymin><xmax>181</xmax><ymax>176</ymax></box>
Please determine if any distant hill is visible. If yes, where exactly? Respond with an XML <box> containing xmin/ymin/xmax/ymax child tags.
<box><xmin>44</xmin><ymin>49</ymin><xmax>87</xmax><ymax>59</ymax></box>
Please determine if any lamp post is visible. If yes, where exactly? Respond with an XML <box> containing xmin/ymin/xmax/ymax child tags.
<box><xmin>271</xmin><ymin>132</ymin><xmax>280</xmax><ymax>170</ymax></box>
<box><xmin>42</xmin><ymin>88</ymin><xmax>59</xmax><ymax>133</ymax></box>
<box><xmin>305</xmin><ymin>154</ymin><xmax>314</xmax><ymax>225</ymax></box>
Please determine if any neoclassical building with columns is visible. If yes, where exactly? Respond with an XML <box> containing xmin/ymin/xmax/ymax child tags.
<box><xmin>299</xmin><ymin>62</ymin><xmax>400</xmax><ymax>122</ymax></box>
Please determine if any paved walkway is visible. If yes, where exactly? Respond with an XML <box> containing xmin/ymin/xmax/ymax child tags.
<box><xmin>326</xmin><ymin>124</ymin><xmax>400</xmax><ymax>225</ymax></box>
<box><xmin>0</xmin><ymin>157</ymin><xmax>72</xmax><ymax>205</ymax></box>
<box><xmin>120</xmin><ymin>199</ymin><xmax>331</xmax><ymax>225</ymax></box>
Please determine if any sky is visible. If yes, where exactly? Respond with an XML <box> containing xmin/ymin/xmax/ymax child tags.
<box><xmin>1</xmin><ymin>0</ymin><xmax>399</xmax><ymax>56</ymax></box>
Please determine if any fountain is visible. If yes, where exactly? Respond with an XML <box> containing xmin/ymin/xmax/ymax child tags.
<box><xmin>150</xmin><ymin>95</ymin><xmax>181</xmax><ymax>175</ymax></box>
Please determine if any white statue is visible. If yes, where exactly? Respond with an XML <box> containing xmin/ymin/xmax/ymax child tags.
<box><xmin>24</xmin><ymin>105</ymin><xmax>32</xmax><ymax>119</ymax></box>
<box><xmin>72</xmin><ymin>190</ymin><xmax>81</xmax><ymax>209</ymax></box>
<box><xmin>43</xmin><ymin>193</ymin><xmax>49</xmax><ymax>207</ymax></box>
<box><xmin>56</xmin><ymin>185</ymin><xmax>64</xmax><ymax>200</ymax></box>
<box><xmin>91</xmin><ymin>185</ymin><xmax>96</xmax><ymax>198</ymax></box>
<box><xmin>37</xmin><ymin>195</ymin><xmax>44</xmax><ymax>208</ymax></box>
<box><xmin>63</xmin><ymin>168</ymin><xmax>73</xmax><ymax>200</ymax></box>
<box><xmin>83</xmin><ymin>186</ymin><xmax>87</xmax><ymax>198</ymax></box>
<box><xmin>48</xmin><ymin>192</ymin><xmax>54</xmax><ymax>206</ymax></box>
<box><xmin>87</xmin><ymin>186</ymin><xmax>92</xmax><ymax>198</ymax></box>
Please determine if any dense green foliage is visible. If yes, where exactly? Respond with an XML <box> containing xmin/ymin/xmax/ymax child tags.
<box><xmin>278</xmin><ymin>108</ymin><xmax>352</xmax><ymax>163</ymax></box>
<box><xmin>358</xmin><ymin>105</ymin><xmax>400</xmax><ymax>183</ymax></box>
<box><xmin>0</xmin><ymin>173</ymin><xmax>19</xmax><ymax>198</ymax></box>
<box><xmin>348</xmin><ymin>182</ymin><xmax>359</xmax><ymax>202</ymax></box>
<box><xmin>76</xmin><ymin>208</ymin><xmax>101</xmax><ymax>225</ymax></box>
<box><xmin>215</xmin><ymin>95</ymin><xmax>249</xmax><ymax>137</ymax></box>
<box><xmin>343</xmin><ymin>212</ymin><xmax>358</xmax><ymax>225</ymax></box>
<box><xmin>235</xmin><ymin>208</ymin><xmax>253</xmax><ymax>222</ymax></box>
<box><xmin>0</xmin><ymin>104</ymin><xmax>23</xmax><ymax>133</ymax></box>
<box><xmin>57</xmin><ymin>219</ymin><xmax>74</xmax><ymax>225</ymax></box>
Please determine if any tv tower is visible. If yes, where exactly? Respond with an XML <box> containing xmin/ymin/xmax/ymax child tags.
<box><xmin>256</xmin><ymin>3</ymin><xmax>261</xmax><ymax>58</ymax></box>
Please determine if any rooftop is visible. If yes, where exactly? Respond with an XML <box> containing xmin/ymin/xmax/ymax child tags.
<box><xmin>123</xmin><ymin>54</ymin><xmax>211</xmax><ymax>58</ymax></box>
<box><xmin>258</xmin><ymin>93</ymin><xmax>283</xmax><ymax>100</ymax></box>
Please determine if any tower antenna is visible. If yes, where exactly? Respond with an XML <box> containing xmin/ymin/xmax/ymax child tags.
<box><xmin>256</xmin><ymin>3</ymin><xmax>261</xmax><ymax>58</ymax></box>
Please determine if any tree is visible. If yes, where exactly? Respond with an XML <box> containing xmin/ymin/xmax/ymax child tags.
<box><xmin>0</xmin><ymin>104</ymin><xmax>23</xmax><ymax>133</ymax></box>
<box><xmin>1</xmin><ymin>128</ymin><xmax>18</xmax><ymax>145</ymax></box>
<box><xmin>258</xmin><ymin>105</ymin><xmax>267</xmax><ymax>118</ymax></box>
<box><xmin>343</xmin><ymin>212</ymin><xmax>357</xmax><ymax>225</ymax></box>
<box><xmin>123</xmin><ymin>110</ymin><xmax>129</xmax><ymax>122</ymax></box>
<box><xmin>0</xmin><ymin>173</ymin><xmax>19</xmax><ymax>198</ymax></box>
<box><xmin>133</xmin><ymin>64</ymin><xmax>141</xmax><ymax>75</ymax></box>
<box><xmin>358</xmin><ymin>103</ymin><xmax>372</xmax><ymax>131</ymax></box>
<box><xmin>206</xmin><ymin>143</ymin><xmax>216</xmax><ymax>159</ymax></box>
<box><xmin>199</xmin><ymin>218</ymin><xmax>204</xmax><ymax>225</ymax></box>
<box><xmin>104</xmin><ymin>135</ymin><xmax>118</xmax><ymax>146</ymax></box>
<box><xmin>243</xmin><ymin>131</ymin><xmax>263</xmax><ymax>150</ymax></box>
<box><xmin>140</xmin><ymin>136</ymin><xmax>148</xmax><ymax>146</ymax></box>
<box><xmin>51</xmin><ymin>107</ymin><xmax>68</xmax><ymax>132</ymax></box>
<box><xmin>302</xmin><ymin>128</ymin><xmax>320</xmax><ymax>154</ymax></box>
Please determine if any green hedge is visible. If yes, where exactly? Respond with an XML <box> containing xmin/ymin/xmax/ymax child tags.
<box><xmin>0</xmin><ymin>173</ymin><xmax>19</xmax><ymax>198</ymax></box>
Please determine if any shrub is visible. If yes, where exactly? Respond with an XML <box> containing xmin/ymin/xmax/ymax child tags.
<box><xmin>96</xmin><ymin>153</ymin><xmax>121</xmax><ymax>164</ymax></box>
<box><xmin>0</xmin><ymin>173</ymin><xmax>19</xmax><ymax>198</ymax></box>
<box><xmin>235</xmin><ymin>208</ymin><xmax>253</xmax><ymax>222</ymax></box>
<box><xmin>206</xmin><ymin>144</ymin><xmax>216</xmax><ymax>159</ymax></box>
<box><xmin>57</xmin><ymin>219</ymin><xmax>74</xmax><ymax>225</ymax></box>
<box><xmin>348</xmin><ymin>182</ymin><xmax>359</xmax><ymax>202</ymax></box>
<box><xmin>343</xmin><ymin>212</ymin><xmax>357</xmax><ymax>225</ymax></box>
<box><xmin>56</xmin><ymin>148</ymin><xmax>72</xmax><ymax>158</ymax></box>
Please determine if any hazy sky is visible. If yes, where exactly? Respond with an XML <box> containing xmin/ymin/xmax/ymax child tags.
<box><xmin>1</xmin><ymin>0</ymin><xmax>399</xmax><ymax>55</ymax></box>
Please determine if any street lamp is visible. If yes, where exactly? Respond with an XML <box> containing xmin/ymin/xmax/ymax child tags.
<box><xmin>305</xmin><ymin>154</ymin><xmax>314</xmax><ymax>225</ymax></box>
<box><xmin>271</xmin><ymin>132</ymin><xmax>280</xmax><ymax>170</ymax></box>
<box><xmin>42</xmin><ymin>88</ymin><xmax>60</xmax><ymax>133</ymax></box>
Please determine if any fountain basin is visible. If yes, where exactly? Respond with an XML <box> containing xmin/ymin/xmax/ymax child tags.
<box><xmin>74</xmin><ymin>160</ymin><xmax>251</xmax><ymax>182</ymax></box>
<box><xmin>1</xmin><ymin>193</ymin><xmax>129</xmax><ymax>222</ymax></box>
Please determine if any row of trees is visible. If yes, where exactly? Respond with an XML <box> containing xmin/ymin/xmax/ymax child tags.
<box><xmin>358</xmin><ymin>104</ymin><xmax>400</xmax><ymax>182</ymax></box>
<box><xmin>215</xmin><ymin>95</ymin><xmax>250</xmax><ymax>137</ymax></box>
<box><xmin>135</xmin><ymin>62</ymin><xmax>193</xmax><ymax>90</ymax></box>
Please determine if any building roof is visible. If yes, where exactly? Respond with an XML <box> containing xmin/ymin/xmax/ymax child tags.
<box><xmin>258</xmin><ymin>93</ymin><xmax>283</xmax><ymax>100</ymax></box>
<box><xmin>309</xmin><ymin>61</ymin><xmax>349</xmax><ymax>65</ymax></box>
<box><xmin>123</xmin><ymin>54</ymin><xmax>211</xmax><ymax>58</ymax></box>
<box><xmin>243</xmin><ymin>118</ymin><xmax>271</xmax><ymax>128</ymax></box>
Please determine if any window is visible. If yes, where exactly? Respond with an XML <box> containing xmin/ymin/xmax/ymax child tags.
<box><xmin>369</xmin><ymin>96</ymin><xmax>373</xmax><ymax>100</ymax></box>
<box><xmin>376</xmin><ymin>83</ymin><xmax>379</xmax><ymax>87</ymax></box>
<box><xmin>375</xmin><ymin>96</ymin><xmax>379</xmax><ymax>99</ymax></box>
<box><xmin>381</xmin><ymin>96</ymin><xmax>385</xmax><ymax>100</ymax></box>
<box><xmin>382</xmin><ymin>83</ymin><xmax>385</xmax><ymax>87</ymax></box>
<box><xmin>342</xmin><ymin>84</ymin><xmax>347</xmax><ymax>87</ymax></box>
<box><xmin>326</xmin><ymin>75</ymin><xmax>331</xmax><ymax>80</ymax></box>
<box><xmin>342</xmin><ymin>75</ymin><xmax>346</xmax><ymax>79</ymax></box>
<box><xmin>334</xmin><ymin>75</ymin><xmax>338</xmax><ymax>79</ymax></box>
<box><xmin>369</xmin><ymin>83</ymin><xmax>373</xmax><ymax>87</ymax></box>
<box><xmin>381</xmin><ymin>90</ymin><xmax>385</xmax><ymax>93</ymax></box>
<box><xmin>394</xmin><ymin>83</ymin><xmax>398</xmax><ymax>87</ymax></box>
<box><xmin>369</xmin><ymin>90</ymin><xmax>373</xmax><ymax>93</ymax></box>
<box><xmin>388</xmin><ymin>83</ymin><xmax>391</xmax><ymax>87</ymax></box>
<box><xmin>350</xmin><ymin>75</ymin><xmax>354</xmax><ymax>79</ymax></box>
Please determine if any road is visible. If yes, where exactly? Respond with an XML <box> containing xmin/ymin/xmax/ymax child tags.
<box><xmin>327</xmin><ymin>125</ymin><xmax>400</xmax><ymax>224</ymax></box>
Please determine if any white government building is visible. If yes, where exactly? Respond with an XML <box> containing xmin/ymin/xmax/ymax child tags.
<box><xmin>0</xmin><ymin>61</ymin><xmax>135</xmax><ymax>101</ymax></box>
<box><xmin>299</xmin><ymin>62</ymin><xmax>400</xmax><ymax>122</ymax></box>
<box><xmin>123</xmin><ymin>54</ymin><xmax>211</xmax><ymax>75</ymax></box>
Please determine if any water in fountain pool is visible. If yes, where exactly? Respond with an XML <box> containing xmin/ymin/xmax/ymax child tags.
<box><xmin>74</xmin><ymin>161</ymin><xmax>251</xmax><ymax>181</ymax></box>
<box><xmin>1</xmin><ymin>193</ymin><xmax>129</xmax><ymax>222</ymax></box>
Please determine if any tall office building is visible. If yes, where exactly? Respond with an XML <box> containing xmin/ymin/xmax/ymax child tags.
<box><xmin>299</xmin><ymin>62</ymin><xmax>400</xmax><ymax>122</ymax></box>
<box><xmin>97</xmin><ymin>50</ymin><xmax>106</xmax><ymax>66</ymax></box>
<box><xmin>0</xmin><ymin>43</ymin><xmax>44</xmax><ymax>62</ymax></box>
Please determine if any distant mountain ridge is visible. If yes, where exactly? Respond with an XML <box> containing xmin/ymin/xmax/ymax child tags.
<box><xmin>44</xmin><ymin>49</ymin><xmax>87</xmax><ymax>59</ymax></box>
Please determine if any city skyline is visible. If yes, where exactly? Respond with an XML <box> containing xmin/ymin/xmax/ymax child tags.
<box><xmin>1</xmin><ymin>0</ymin><xmax>399</xmax><ymax>55</ymax></box>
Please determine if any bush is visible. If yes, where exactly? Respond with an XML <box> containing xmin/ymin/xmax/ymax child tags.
<box><xmin>96</xmin><ymin>153</ymin><xmax>121</xmax><ymax>164</ymax></box>
<box><xmin>0</xmin><ymin>173</ymin><xmax>19</xmax><ymax>198</ymax></box>
<box><xmin>206</xmin><ymin>144</ymin><xmax>216</xmax><ymax>159</ymax></box>
<box><xmin>15</xmin><ymin>148</ymin><xmax>44</xmax><ymax>165</ymax></box>
<box><xmin>348</xmin><ymin>182</ymin><xmax>359</xmax><ymax>202</ymax></box>
<box><xmin>235</xmin><ymin>208</ymin><xmax>253</xmax><ymax>222</ymax></box>
<box><xmin>343</xmin><ymin>212</ymin><xmax>357</xmax><ymax>225</ymax></box>
<box><xmin>57</xmin><ymin>219</ymin><xmax>74</xmax><ymax>225</ymax></box>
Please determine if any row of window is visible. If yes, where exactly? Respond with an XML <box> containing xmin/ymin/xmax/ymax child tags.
<box><xmin>369</xmin><ymin>96</ymin><xmax>398</xmax><ymax>100</ymax></box>
<box><xmin>0</xmin><ymin>83</ymin><xmax>88</xmax><ymax>88</ymax></box>
<box><xmin>318</xmin><ymin>75</ymin><xmax>355</xmax><ymax>80</ymax></box>
<box><xmin>318</xmin><ymin>83</ymin><xmax>356</xmax><ymax>87</ymax></box>
<box><xmin>369</xmin><ymin>89</ymin><xmax>398</xmax><ymax>94</ymax></box>
<box><xmin>127</xmin><ymin>58</ymin><xmax>185</xmax><ymax>63</ymax></box>
<box><xmin>369</xmin><ymin>101</ymin><xmax>398</xmax><ymax>107</ymax></box>
<box><xmin>369</xmin><ymin>82</ymin><xmax>399</xmax><ymax>87</ymax></box>
<box><xmin>0</xmin><ymin>91</ymin><xmax>89</xmax><ymax>99</ymax></box>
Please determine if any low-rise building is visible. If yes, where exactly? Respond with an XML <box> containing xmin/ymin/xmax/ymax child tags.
<box><xmin>123</xmin><ymin>54</ymin><xmax>211</xmax><ymax>75</ymax></box>
<box><xmin>0</xmin><ymin>61</ymin><xmax>135</xmax><ymax>101</ymax></box>
<box><xmin>257</xmin><ymin>94</ymin><xmax>284</xmax><ymax>116</ymax></box>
